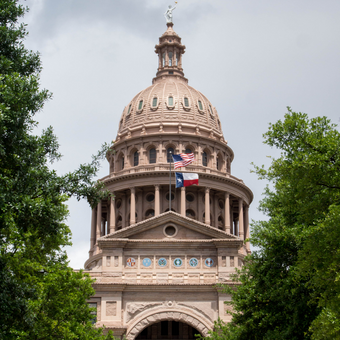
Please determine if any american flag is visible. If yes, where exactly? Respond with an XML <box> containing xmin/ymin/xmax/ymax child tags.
<box><xmin>172</xmin><ymin>153</ymin><xmax>195</xmax><ymax>169</ymax></box>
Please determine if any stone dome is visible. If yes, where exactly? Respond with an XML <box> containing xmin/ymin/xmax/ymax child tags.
<box><xmin>117</xmin><ymin>23</ymin><xmax>223</xmax><ymax>139</ymax></box>
<box><xmin>118</xmin><ymin>77</ymin><xmax>222</xmax><ymax>134</ymax></box>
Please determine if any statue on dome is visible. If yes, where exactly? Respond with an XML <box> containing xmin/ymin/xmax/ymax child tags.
<box><xmin>164</xmin><ymin>3</ymin><xmax>177</xmax><ymax>23</ymax></box>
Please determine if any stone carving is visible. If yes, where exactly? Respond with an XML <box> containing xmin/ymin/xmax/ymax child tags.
<box><xmin>126</xmin><ymin>302</ymin><xmax>163</xmax><ymax>323</ymax></box>
<box><xmin>106</xmin><ymin>301</ymin><xmax>117</xmax><ymax>316</ymax></box>
<box><xmin>177</xmin><ymin>301</ymin><xmax>214</xmax><ymax>322</ymax></box>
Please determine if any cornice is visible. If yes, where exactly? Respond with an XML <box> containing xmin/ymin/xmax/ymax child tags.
<box><xmin>91</xmin><ymin>282</ymin><xmax>238</xmax><ymax>293</ymax></box>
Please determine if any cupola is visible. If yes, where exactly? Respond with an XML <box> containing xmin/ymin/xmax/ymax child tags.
<box><xmin>153</xmin><ymin>22</ymin><xmax>187</xmax><ymax>82</ymax></box>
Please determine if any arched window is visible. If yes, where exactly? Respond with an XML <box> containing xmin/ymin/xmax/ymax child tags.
<box><xmin>185</xmin><ymin>148</ymin><xmax>192</xmax><ymax>154</ymax></box>
<box><xmin>138</xmin><ymin>100</ymin><xmax>143</xmax><ymax>110</ymax></box>
<box><xmin>184</xmin><ymin>97</ymin><xmax>189</xmax><ymax>107</ymax></box>
<box><xmin>145</xmin><ymin>209</ymin><xmax>155</xmax><ymax>218</ymax></box>
<box><xmin>133</xmin><ymin>151</ymin><xmax>139</xmax><ymax>166</ymax></box>
<box><xmin>152</xmin><ymin>97</ymin><xmax>158</xmax><ymax>107</ymax></box>
<box><xmin>176</xmin><ymin>53</ymin><xmax>179</xmax><ymax>66</ymax></box>
<box><xmin>167</xmin><ymin>147</ymin><xmax>174</xmax><ymax>163</ymax></box>
<box><xmin>121</xmin><ymin>156</ymin><xmax>125</xmax><ymax>170</ymax></box>
<box><xmin>198</xmin><ymin>100</ymin><xmax>203</xmax><ymax>110</ymax></box>
<box><xmin>168</xmin><ymin>52</ymin><xmax>173</xmax><ymax>66</ymax></box>
<box><xmin>127</xmin><ymin>104</ymin><xmax>132</xmax><ymax>115</ymax></box>
<box><xmin>162</xmin><ymin>53</ymin><xmax>165</xmax><ymax>67</ymax></box>
<box><xmin>168</xmin><ymin>96</ymin><xmax>173</xmax><ymax>106</ymax></box>
<box><xmin>149</xmin><ymin>148</ymin><xmax>156</xmax><ymax>164</ymax></box>
<box><xmin>216</xmin><ymin>155</ymin><xmax>219</xmax><ymax>170</ymax></box>
<box><xmin>186</xmin><ymin>209</ymin><xmax>195</xmax><ymax>219</ymax></box>
<box><xmin>202</xmin><ymin>152</ymin><xmax>207</xmax><ymax>167</ymax></box>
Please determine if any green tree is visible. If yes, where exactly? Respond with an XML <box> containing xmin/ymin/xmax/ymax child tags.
<box><xmin>0</xmin><ymin>1</ymin><xmax>112</xmax><ymax>338</ymax></box>
<box><xmin>204</xmin><ymin>108</ymin><xmax>340</xmax><ymax>339</ymax></box>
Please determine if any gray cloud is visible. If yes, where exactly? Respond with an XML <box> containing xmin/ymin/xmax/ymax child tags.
<box><xmin>20</xmin><ymin>0</ymin><xmax>340</xmax><ymax>268</ymax></box>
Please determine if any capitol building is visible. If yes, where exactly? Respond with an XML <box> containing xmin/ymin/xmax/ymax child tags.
<box><xmin>84</xmin><ymin>17</ymin><xmax>253</xmax><ymax>340</ymax></box>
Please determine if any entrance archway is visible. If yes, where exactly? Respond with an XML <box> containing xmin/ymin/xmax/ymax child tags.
<box><xmin>126</xmin><ymin>311</ymin><xmax>210</xmax><ymax>340</ymax></box>
<box><xmin>136</xmin><ymin>320</ymin><xmax>200</xmax><ymax>340</ymax></box>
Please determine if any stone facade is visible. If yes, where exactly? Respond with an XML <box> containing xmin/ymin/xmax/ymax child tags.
<box><xmin>84</xmin><ymin>22</ymin><xmax>252</xmax><ymax>339</ymax></box>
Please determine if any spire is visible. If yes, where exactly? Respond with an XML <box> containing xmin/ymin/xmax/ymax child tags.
<box><xmin>153</xmin><ymin>23</ymin><xmax>187</xmax><ymax>83</ymax></box>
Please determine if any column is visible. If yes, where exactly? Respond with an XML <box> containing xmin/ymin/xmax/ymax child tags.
<box><xmin>96</xmin><ymin>201</ymin><xmax>102</xmax><ymax>242</ymax></box>
<box><xmin>214</xmin><ymin>195</ymin><xmax>218</xmax><ymax>228</ymax></box>
<box><xmin>155</xmin><ymin>185</ymin><xmax>160</xmax><ymax>216</ymax></box>
<box><xmin>130</xmin><ymin>187</ymin><xmax>136</xmax><ymax>225</ymax></box>
<box><xmin>181</xmin><ymin>187</ymin><xmax>185</xmax><ymax>216</ymax></box>
<box><xmin>121</xmin><ymin>194</ymin><xmax>126</xmax><ymax>228</ymax></box>
<box><xmin>238</xmin><ymin>198</ymin><xmax>244</xmax><ymax>239</ymax></box>
<box><xmin>109</xmin><ymin>195</ymin><xmax>115</xmax><ymax>233</ymax></box>
<box><xmin>224</xmin><ymin>193</ymin><xmax>230</xmax><ymax>233</ymax></box>
<box><xmin>90</xmin><ymin>207</ymin><xmax>96</xmax><ymax>249</ymax></box>
<box><xmin>245</xmin><ymin>205</ymin><xmax>250</xmax><ymax>251</ymax></box>
<box><xmin>137</xmin><ymin>189</ymin><xmax>143</xmax><ymax>222</ymax></box>
<box><xmin>205</xmin><ymin>187</ymin><xmax>210</xmax><ymax>225</ymax></box>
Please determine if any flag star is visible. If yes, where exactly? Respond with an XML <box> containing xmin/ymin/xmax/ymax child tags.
<box><xmin>177</xmin><ymin>178</ymin><xmax>182</xmax><ymax>183</ymax></box>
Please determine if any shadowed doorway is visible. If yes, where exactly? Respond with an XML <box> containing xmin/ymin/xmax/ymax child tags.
<box><xmin>135</xmin><ymin>321</ymin><xmax>201</xmax><ymax>340</ymax></box>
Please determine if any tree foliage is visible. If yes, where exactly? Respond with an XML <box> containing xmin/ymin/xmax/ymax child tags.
<box><xmin>0</xmin><ymin>1</ymin><xmax>112</xmax><ymax>338</ymax></box>
<box><xmin>204</xmin><ymin>108</ymin><xmax>340</xmax><ymax>339</ymax></box>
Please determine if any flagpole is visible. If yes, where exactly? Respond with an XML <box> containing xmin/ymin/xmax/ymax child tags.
<box><xmin>169</xmin><ymin>151</ymin><xmax>172</xmax><ymax>211</ymax></box>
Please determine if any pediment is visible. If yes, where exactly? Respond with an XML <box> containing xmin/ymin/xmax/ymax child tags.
<box><xmin>101</xmin><ymin>211</ymin><xmax>239</xmax><ymax>241</ymax></box>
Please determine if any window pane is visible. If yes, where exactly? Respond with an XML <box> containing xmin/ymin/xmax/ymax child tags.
<box><xmin>184</xmin><ymin>97</ymin><xmax>189</xmax><ymax>107</ymax></box>
<box><xmin>202</xmin><ymin>152</ymin><xmax>207</xmax><ymax>167</ymax></box>
<box><xmin>121</xmin><ymin>157</ymin><xmax>124</xmax><ymax>169</ymax></box>
<box><xmin>149</xmin><ymin>148</ymin><xmax>156</xmax><ymax>164</ymax></box>
<box><xmin>185</xmin><ymin>148</ymin><xmax>192</xmax><ymax>154</ymax></box>
<box><xmin>134</xmin><ymin>151</ymin><xmax>139</xmax><ymax>166</ymax></box>
<box><xmin>152</xmin><ymin>97</ymin><xmax>157</xmax><ymax>107</ymax></box>
<box><xmin>198</xmin><ymin>100</ymin><xmax>203</xmax><ymax>110</ymax></box>
<box><xmin>168</xmin><ymin>96</ymin><xmax>173</xmax><ymax>106</ymax></box>
<box><xmin>167</xmin><ymin>147</ymin><xmax>174</xmax><ymax>163</ymax></box>
<box><xmin>127</xmin><ymin>104</ymin><xmax>131</xmax><ymax>115</ymax></box>
<box><xmin>138</xmin><ymin>100</ymin><xmax>143</xmax><ymax>110</ymax></box>
<box><xmin>168</xmin><ymin>52</ymin><xmax>173</xmax><ymax>66</ymax></box>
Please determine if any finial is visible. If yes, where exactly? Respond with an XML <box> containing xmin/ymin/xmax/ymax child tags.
<box><xmin>164</xmin><ymin>2</ymin><xmax>177</xmax><ymax>24</ymax></box>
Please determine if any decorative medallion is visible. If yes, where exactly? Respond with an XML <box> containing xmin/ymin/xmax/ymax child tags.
<box><xmin>205</xmin><ymin>258</ymin><xmax>214</xmax><ymax>267</ymax></box>
<box><xmin>142</xmin><ymin>258</ymin><xmax>152</xmax><ymax>267</ymax></box>
<box><xmin>173</xmin><ymin>258</ymin><xmax>183</xmax><ymax>267</ymax></box>
<box><xmin>126</xmin><ymin>257</ymin><xmax>136</xmax><ymax>267</ymax></box>
<box><xmin>189</xmin><ymin>257</ymin><xmax>199</xmax><ymax>268</ymax></box>
<box><xmin>158</xmin><ymin>258</ymin><xmax>167</xmax><ymax>267</ymax></box>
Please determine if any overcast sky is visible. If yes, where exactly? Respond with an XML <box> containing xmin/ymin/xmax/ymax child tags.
<box><xmin>22</xmin><ymin>0</ymin><xmax>340</xmax><ymax>269</ymax></box>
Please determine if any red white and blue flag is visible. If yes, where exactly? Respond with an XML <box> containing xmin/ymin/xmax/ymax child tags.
<box><xmin>175</xmin><ymin>172</ymin><xmax>199</xmax><ymax>188</ymax></box>
<box><xmin>172</xmin><ymin>153</ymin><xmax>195</xmax><ymax>169</ymax></box>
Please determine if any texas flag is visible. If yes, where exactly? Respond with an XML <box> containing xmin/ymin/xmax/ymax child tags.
<box><xmin>175</xmin><ymin>172</ymin><xmax>199</xmax><ymax>188</ymax></box>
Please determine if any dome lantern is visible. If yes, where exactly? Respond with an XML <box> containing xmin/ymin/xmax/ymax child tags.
<box><xmin>153</xmin><ymin>23</ymin><xmax>187</xmax><ymax>83</ymax></box>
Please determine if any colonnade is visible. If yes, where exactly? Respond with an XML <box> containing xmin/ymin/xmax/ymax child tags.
<box><xmin>89</xmin><ymin>185</ymin><xmax>250</xmax><ymax>254</ymax></box>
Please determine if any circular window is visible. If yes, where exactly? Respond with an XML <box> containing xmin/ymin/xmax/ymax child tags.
<box><xmin>219</xmin><ymin>200</ymin><xmax>224</xmax><ymax>209</ymax></box>
<box><xmin>116</xmin><ymin>200</ymin><xmax>122</xmax><ymax>209</ymax></box>
<box><xmin>164</xmin><ymin>225</ymin><xmax>176</xmax><ymax>237</ymax></box>
<box><xmin>186</xmin><ymin>193</ymin><xmax>194</xmax><ymax>202</ymax></box>
<box><xmin>166</xmin><ymin>192</ymin><xmax>175</xmax><ymax>201</ymax></box>
<box><xmin>146</xmin><ymin>193</ymin><xmax>155</xmax><ymax>202</ymax></box>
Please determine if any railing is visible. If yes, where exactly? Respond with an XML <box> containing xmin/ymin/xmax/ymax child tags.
<box><xmin>104</xmin><ymin>164</ymin><xmax>244</xmax><ymax>183</ymax></box>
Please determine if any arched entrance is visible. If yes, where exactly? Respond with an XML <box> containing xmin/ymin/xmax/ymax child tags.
<box><xmin>136</xmin><ymin>320</ymin><xmax>200</xmax><ymax>340</ymax></box>
<box><xmin>126</xmin><ymin>311</ymin><xmax>211</xmax><ymax>340</ymax></box>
